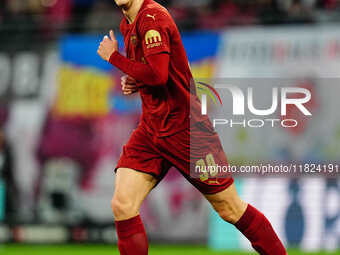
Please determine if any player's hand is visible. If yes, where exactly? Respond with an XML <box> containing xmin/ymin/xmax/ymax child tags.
<box><xmin>121</xmin><ymin>75</ymin><xmax>138</xmax><ymax>95</ymax></box>
<box><xmin>97</xmin><ymin>30</ymin><xmax>118</xmax><ymax>61</ymax></box>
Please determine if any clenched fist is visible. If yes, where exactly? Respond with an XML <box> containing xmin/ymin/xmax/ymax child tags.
<box><xmin>121</xmin><ymin>75</ymin><xmax>138</xmax><ymax>95</ymax></box>
<box><xmin>97</xmin><ymin>30</ymin><xmax>118</xmax><ymax>61</ymax></box>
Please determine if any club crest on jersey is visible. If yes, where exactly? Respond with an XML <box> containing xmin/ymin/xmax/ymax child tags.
<box><xmin>145</xmin><ymin>29</ymin><xmax>162</xmax><ymax>49</ymax></box>
<box><xmin>130</xmin><ymin>35</ymin><xmax>137</xmax><ymax>45</ymax></box>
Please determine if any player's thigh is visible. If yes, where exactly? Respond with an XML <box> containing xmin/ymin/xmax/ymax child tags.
<box><xmin>162</xmin><ymin>121</ymin><xmax>234</xmax><ymax>196</ymax></box>
<box><xmin>204</xmin><ymin>183</ymin><xmax>247</xmax><ymax>224</ymax></box>
<box><xmin>112</xmin><ymin>167</ymin><xmax>157</xmax><ymax>220</ymax></box>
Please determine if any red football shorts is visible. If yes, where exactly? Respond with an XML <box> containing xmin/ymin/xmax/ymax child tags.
<box><xmin>115</xmin><ymin>120</ymin><xmax>234</xmax><ymax>194</ymax></box>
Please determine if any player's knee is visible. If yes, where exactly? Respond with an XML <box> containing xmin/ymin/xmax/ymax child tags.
<box><xmin>111</xmin><ymin>196</ymin><xmax>136</xmax><ymax>219</ymax></box>
<box><xmin>213</xmin><ymin>200</ymin><xmax>246</xmax><ymax>224</ymax></box>
<box><xmin>216</xmin><ymin>207</ymin><xmax>240</xmax><ymax>224</ymax></box>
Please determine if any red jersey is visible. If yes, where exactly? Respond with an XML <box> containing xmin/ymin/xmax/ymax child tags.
<box><xmin>119</xmin><ymin>0</ymin><xmax>205</xmax><ymax>137</ymax></box>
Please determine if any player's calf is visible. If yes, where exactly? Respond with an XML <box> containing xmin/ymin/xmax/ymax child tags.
<box><xmin>112</xmin><ymin>168</ymin><xmax>156</xmax><ymax>255</ymax></box>
<box><xmin>205</xmin><ymin>183</ymin><xmax>287</xmax><ymax>255</ymax></box>
<box><xmin>234</xmin><ymin>204</ymin><xmax>287</xmax><ymax>255</ymax></box>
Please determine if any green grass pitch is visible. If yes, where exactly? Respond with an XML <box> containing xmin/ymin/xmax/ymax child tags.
<box><xmin>0</xmin><ymin>244</ymin><xmax>338</xmax><ymax>255</ymax></box>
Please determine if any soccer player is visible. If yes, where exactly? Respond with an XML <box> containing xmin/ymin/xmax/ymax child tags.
<box><xmin>97</xmin><ymin>0</ymin><xmax>287</xmax><ymax>254</ymax></box>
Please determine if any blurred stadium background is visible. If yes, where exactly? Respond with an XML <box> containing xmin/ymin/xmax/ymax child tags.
<box><xmin>1</xmin><ymin>0</ymin><xmax>340</xmax><ymax>254</ymax></box>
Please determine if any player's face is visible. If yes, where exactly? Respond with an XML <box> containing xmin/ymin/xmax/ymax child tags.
<box><xmin>114</xmin><ymin>0</ymin><xmax>132</xmax><ymax>8</ymax></box>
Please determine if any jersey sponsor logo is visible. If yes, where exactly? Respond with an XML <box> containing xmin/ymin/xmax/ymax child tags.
<box><xmin>145</xmin><ymin>29</ymin><xmax>162</xmax><ymax>49</ymax></box>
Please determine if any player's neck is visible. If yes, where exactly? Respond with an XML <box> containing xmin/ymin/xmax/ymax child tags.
<box><xmin>122</xmin><ymin>0</ymin><xmax>145</xmax><ymax>24</ymax></box>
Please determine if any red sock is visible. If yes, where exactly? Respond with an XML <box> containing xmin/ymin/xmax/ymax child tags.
<box><xmin>115</xmin><ymin>215</ymin><xmax>148</xmax><ymax>255</ymax></box>
<box><xmin>235</xmin><ymin>204</ymin><xmax>287</xmax><ymax>255</ymax></box>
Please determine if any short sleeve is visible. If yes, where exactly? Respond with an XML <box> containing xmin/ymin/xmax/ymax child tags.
<box><xmin>138</xmin><ymin>11</ymin><xmax>171</xmax><ymax>57</ymax></box>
